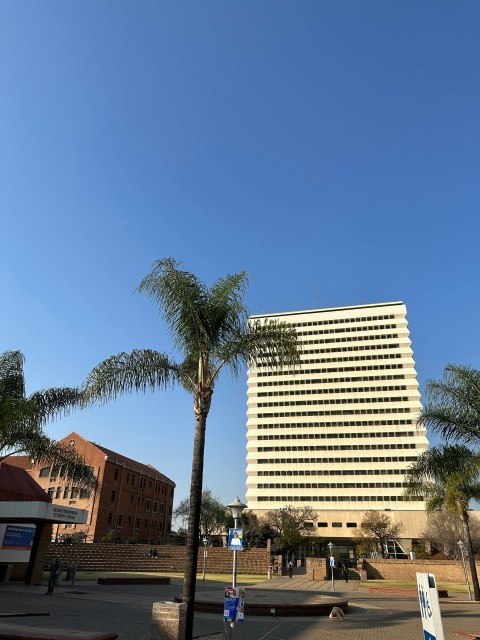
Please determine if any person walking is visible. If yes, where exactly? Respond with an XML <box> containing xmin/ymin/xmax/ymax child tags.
<box><xmin>45</xmin><ymin>557</ymin><xmax>61</xmax><ymax>595</ymax></box>
<box><xmin>288</xmin><ymin>560</ymin><xmax>293</xmax><ymax>578</ymax></box>
<box><xmin>341</xmin><ymin>561</ymin><xmax>349</xmax><ymax>582</ymax></box>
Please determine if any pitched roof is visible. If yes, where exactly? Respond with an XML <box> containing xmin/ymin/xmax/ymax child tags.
<box><xmin>0</xmin><ymin>462</ymin><xmax>51</xmax><ymax>503</ymax></box>
<box><xmin>61</xmin><ymin>432</ymin><xmax>175</xmax><ymax>486</ymax></box>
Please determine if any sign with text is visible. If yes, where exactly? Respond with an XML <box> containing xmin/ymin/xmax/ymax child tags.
<box><xmin>228</xmin><ymin>528</ymin><xmax>243</xmax><ymax>551</ymax></box>
<box><xmin>223</xmin><ymin>586</ymin><xmax>239</xmax><ymax>621</ymax></box>
<box><xmin>416</xmin><ymin>572</ymin><xmax>445</xmax><ymax>640</ymax></box>
<box><xmin>2</xmin><ymin>525</ymin><xmax>35</xmax><ymax>549</ymax></box>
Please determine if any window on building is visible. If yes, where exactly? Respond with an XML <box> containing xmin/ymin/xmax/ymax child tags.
<box><xmin>107</xmin><ymin>513</ymin><xmax>113</xmax><ymax>525</ymax></box>
<box><xmin>153</xmin><ymin>501</ymin><xmax>158</xmax><ymax>514</ymax></box>
<box><xmin>63</xmin><ymin>488</ymin><xmax>70</xmax><ymax>499</ymax></box>
<box><xmin>111</xmin><ymin>490</ymin><xmax>116</xmax><ymax>502</ymax></box>
<box><xmin>117</xmin><ymin>515</ymin><xmax>123</xmax><ymax>528</ymax></box>
<box><xmin>346</xmin><ymin>523</ymin><xmax>357</xmax><ymax>528</ymax></box>
<box><xmin>55</xmin><ymin>487</ymin><xmax>62</xmax><ymax>499</ymax></box>
<box><xmin>48</xmin><ymin>487</ymin><xmax>54</xmax><ymax>498</ymax></box>
<box><xmin>50</xmin><ymin>466</ymin><xmax>59</xmax><ymax>479</ymax></box>
<box><xmin>146</xmin><ymin>500</ymin><xmax>151</xmax><ymax>512</ymax></box>
<box><xmin>114</xmin><ymin>469</ymin><xmax>119</xmax><ymax>481</ymax></box>
<box><xmin>332</xmin><ymin>522</ymin><xmax>342</xmax><ymax>528</ymax></box>
<box><xmin>39</xmin><ymin>467</ymin><xmax>50</xmax><ymax>478</ymax></box>
<box><xmin>80</xmin><ymin>489</ymin><xmax>91</xmax><ymax>499</ymax></box>
<box><xmin>135</xmin><ymin>518</ymin><xmax>140</xmax><ymax>530</ymax></box>
<box><xmin>71</xmin><ymin>488</ymin><xmax>79</xmax><ymax>499</ymax></box>
<box><xmin>317</xmin><ymin>523</ymin><xmax>328</xmax><ymax>527</ymax></box>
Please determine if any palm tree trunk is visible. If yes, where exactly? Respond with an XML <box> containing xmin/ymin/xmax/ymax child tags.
<box><xmin>461</xmin><ymin>512</ymin><xmax>480</xmax><ymax>601</ymax></box>
<box><xmin>183</xmin><ymin>409</ymin><xmax>208</xmax><ymax>640</ymax></box>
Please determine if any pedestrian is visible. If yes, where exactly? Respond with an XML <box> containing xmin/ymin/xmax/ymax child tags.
<box><xmin>45</xmin><ymin>557</ymin><xmax>60</xmax><ymax>595</ymax></box>
<box><xmin>288</xmin><ymin>560</ymin><xmax>293</xmax><ymax>578</ymax></box>
<box><xmin>341</xmin><ymin>562</ymin><xmax>348</xmax><ymax>582</ymax></box>
<box><xmin>152</xmin><ymin>548</ymin><xmax>158</xmax><ymax>558</ymax></box>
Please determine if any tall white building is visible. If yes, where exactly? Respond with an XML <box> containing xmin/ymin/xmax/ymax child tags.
<box><xmin>246</xmin><ymin>301</ymin><xmax>429</xmax><ymax>555</ymax></box>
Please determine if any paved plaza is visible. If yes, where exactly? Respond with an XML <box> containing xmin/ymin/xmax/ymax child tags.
<box><xmin>0</xmin><ymin>575</ymin><xmax>479</xmax><ymax>640</ymax></box>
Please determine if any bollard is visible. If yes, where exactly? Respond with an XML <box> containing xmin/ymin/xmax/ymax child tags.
<box><xmin>151</xmin><ymin>601</ymin><xmax>186</xmax><ymax>640</ymax></box>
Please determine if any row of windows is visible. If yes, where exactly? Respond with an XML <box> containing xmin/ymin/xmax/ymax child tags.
<box><xmin>112</xmin><ymin>468</ymin><xmax>174</xmax><ymax>497</ymax></box>
<box><xmin>299</xmin><ymin>343</ymin><xmax>400</xmax><ymax>356</ymax></box>
<box><xmin>317</xmin><ymin>522</ymin><xmax>357</xmax><ymax>528</ymax></box>
<box><xmin>257</xmin><ymin>431</ymin><xmax>415</xmax><ymax>441</ymax></box>
<box><xmin>257</xmin><ymin>396</ymin><xmax>409</xmax><ymax>407</ymax></box>
<box><xmin>257</xmin><ymin>494</ymin><xmax>405</xmax><ymax>502</ymax></box>
<box><xmin>301</xmin><ymin>333</ymin><xmax>399</xmax><ymax>345</ymax></box>
<box><xmin>257</xmin><ymin>353</ymin><xmax>404</xmax><ymax>371</ymax></box>
<box><xmin>40</xmin><ymin>465</ymin><xmax>95</xmax><ymax>479</ymax></box>
<box><xmin>257</xmin><ymin>482</ymin><xmax>406</xmax><ymax>489</ymax></box>
<box><xmin>257</xmin><ymin>443</ymin><xmax>417</xmax><ymax>452</ymax></box>
<box><xmin>256</xmin><ymin>468</ymin><xmax>408</xmax><ymax>476</ymax></box>
<box><xmin>108</xmin><ymin>512</ymin><xmax>169</xmax><ymax>533</ymax></box>
<box><xmin>47</xmin><ymin>487</ymin><xmax>91</xmax><ymax>500</ymax></box>
<box><xmin>110</xmin><ymin>490</ymin><xmax>169</xmax><ymax>514</ymax></box>
<box><xmin>257</xmin><ymin>374</ymin><xmax>406</xmax><ymax>387</ymax></box>
<box><xmin>258</xmin><ymin>408</ymin><xmax>412</xmax><ymax>418</ymax></box>
<box><xmin>256</xmin><ymin>363</ymin><xmax>404</xmax><ymax>377</ymax></box>
<box><xmin>257</xmin><ymin>385</ymin><xmax>408</xmax><ymax>397</ymax></box>
<box><xmin>257</xmin><ymin>455</ymin><xmax>417</xmax><ymax>464</ymax></box>
<box><xmin>256</xmin><ymin>419</ymin><xmax>413</xmax><ymax>429</ymax></box>
<box><xmin>297</xmin><ymin>323</ymin><xmax>398</xmax><ymax>337</ymax></box>
<box><xmin>288</xmin><ymin>313</ymin><xmax>396</xmax><ymax>327</ymax></box>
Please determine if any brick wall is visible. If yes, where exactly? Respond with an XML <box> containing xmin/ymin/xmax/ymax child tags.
<box><xmin>46</xmin><ymin>542</ymin><xmax>271</xmax><ymax>575</ymax></box>
<box><xmin>362</xmin><ymin>558</ymin><xmax>480</xmax><ymax>582</ymax></box>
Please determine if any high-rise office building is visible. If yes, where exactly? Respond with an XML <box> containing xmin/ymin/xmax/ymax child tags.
<box><xmin>246</xmin><ymin>301</ymin><xmax>429</xmax><ymax>554</ymax></box>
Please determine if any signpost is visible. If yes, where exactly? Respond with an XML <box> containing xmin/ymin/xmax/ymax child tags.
<box><xmin>416</xmin><ymin>573</ymin><xmax>445</xmax><ymax>640</ymax></box>
<box><xmin>329</xmin><ymin>556</ymin><xmax>335</xmax><ymax>591</ymax></box>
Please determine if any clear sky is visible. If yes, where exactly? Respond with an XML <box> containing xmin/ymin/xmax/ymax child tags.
<box><xmin>1</xmin><ymin>1</ymin><xmax>479</xmax><ymax>512</ymax></box>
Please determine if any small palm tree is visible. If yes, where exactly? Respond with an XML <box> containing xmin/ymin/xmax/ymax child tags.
<box><xmin>0</xmin><ymin>350</ymin><xmax>96</xmax><ymax>489</ymax></box>
<box><xmin>418</xmin><ymin>365</ymin><xmax>480</xmax><ymax>446</ymax></box>
<box><xmin>81</xmin><ymin>258</ymin><xmax>300</xmax><ymax>639</ymax></box>
<box><xmin>404</xmin><ymin>444</ymin><xmax>480</xmax><ymax>600</ymax></box>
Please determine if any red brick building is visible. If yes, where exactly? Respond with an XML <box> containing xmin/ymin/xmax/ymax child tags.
<box><xmin>10</xmin><ymin>432</ymin><xmax>175</xmax><ymax>543</ymax></box>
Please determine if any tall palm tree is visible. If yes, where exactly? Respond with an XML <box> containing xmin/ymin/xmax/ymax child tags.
<box><xmin>418</xmin><ymin>365</ymin><xmax>480</xmax><ymax>446</ymax></box>
<box><xmin>81</xmin><ymin>258</ymin><xmax>300</xmax><ymax>640</ymax></box>
<box><xmin>0</xmin><ymin>350</ymin><xmax>96</xmax><ymax>489</ymax></box>
<box><xmin>404</xmin><ymin>444</ymin><xmax>480</xmax><ymax>600</ymax></box>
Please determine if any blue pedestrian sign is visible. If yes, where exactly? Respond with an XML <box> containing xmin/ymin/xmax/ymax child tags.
<box><xmin>416</xmin><ymin>573</ymin><xmax>445</xmax><ymax>640</ymax></box>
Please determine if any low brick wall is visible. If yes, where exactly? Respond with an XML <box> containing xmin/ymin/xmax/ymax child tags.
<box><xmin>46</xmin><ymin>542</ymin><xmax>271</xmax><ymax>575</ymax></box>
<box><xmin>362</xmin><ymin>558</ymin><xmax>480</xmax><ymax>582</ymax></box>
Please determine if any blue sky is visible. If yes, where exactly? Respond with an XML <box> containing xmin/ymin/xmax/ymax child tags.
<box><xmin>1</xmin><ymin>1</ymin><xmax>479</xmax><ymax>510</ymax></box>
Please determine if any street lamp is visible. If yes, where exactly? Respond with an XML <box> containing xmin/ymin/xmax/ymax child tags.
<box><xmin>457</xmin><ymin>540</ymin><xmax>472</xmax><ymax>601</ymax></box>
<box><xmin>202</xmin><ymin>537</ymin><xmax>208</xmax><ymax>588</ymax></box>
<box><xmin>227</xmin><ymin>496</ymin><xmax>247</xmax><ymax>589</ymax></box>
<box><xmin>327</xmin><ymin>541</ymin><xmax>335</xmax><ymax>591</ymax></box>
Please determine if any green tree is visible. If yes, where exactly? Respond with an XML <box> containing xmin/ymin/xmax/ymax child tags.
<box><xmin>404</xmin><ymin>444</ymin><xmax>480</xmax><ymax>600</ymax></box>
<box><xmin>174</xmin><ymin>488</ymin><xmax>227</xmax><ymax>537</ymax></box>
<box><xmin>0</xmin><ymin>350</ymin><xmax>96</xmax><ymax>489</ymax></box>
<box><xmin>263</xmin><ymin>505</ymin><xmax>317</xmax><ymax>562</ymax></box>
<box><xmin>418</xmin><ymin>365</ymin><xmax>480</xmax><ymax>446</ymax></box>
<box><xmin>81</xmin><ymin>258</ymin><xmax>299</xmax><ymax>639</ymax></box>
<box><xmin>353</xmin><ymin>510</ymin><xmax>405</xmax><ymax>557</ymax></box>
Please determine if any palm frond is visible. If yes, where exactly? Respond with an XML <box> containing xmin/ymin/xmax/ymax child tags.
<box><xmin>28</xmin><ymin>387</ymin><xmax>82</xmax><ymax>423</ymax></box>
<box><xmin>418</xmin><ymin>365</ymin><xmax>480</xmax><ymax>445</ymax></box>
<box><xmin>81</xmin><ymin>349</ymin><xmax>182</xmax><ymax>404</ymax></box>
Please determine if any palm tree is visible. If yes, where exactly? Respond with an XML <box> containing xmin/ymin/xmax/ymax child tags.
<box><xmin>404</xmin><ymin>444</ymin><xmax>480</xmax><ymax>600</ymax></box>
<box><xmin>418</xmin><ymin>365</ymin><xmax>480</xmax><ymax>446</ymax></box>
<box><xmin>81</xmin><ymin>258</ymin><xmax>300</xmax><ymax>640</ymax></box>
<box><xmin>0</xmin><ymin>350</ymin><xmax>96</xmax><ymax>489</ymax></box>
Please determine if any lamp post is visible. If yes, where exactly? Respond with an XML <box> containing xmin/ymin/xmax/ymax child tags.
<box><xmin>227</xmin><ymin>496</ymin><xmax>247</xmax><ymax>589</ymax></box>
<box><xmin>202</xmin><ymin>537</ymin><xmax>208</xmax><ymax>588</ymax></box>
<box><xmin>327</xmin><ymin>541</ymin><xmax>335</xmax><ymax>591</ymax></box>
<box><xmin>457</xmin><ymin>540</ymin><xmax>472</xmax><ymax>601</ymax></box>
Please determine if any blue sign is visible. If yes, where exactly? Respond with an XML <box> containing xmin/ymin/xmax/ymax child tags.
<box><xmin>2</xmin><ymin>525</ymin><xmax>35</xmax><ymax>550</ymax></box>
<box><xmin>228</xmin><ymin>528</ymin><xmax>243</xmax><ymax>551</ymax></box>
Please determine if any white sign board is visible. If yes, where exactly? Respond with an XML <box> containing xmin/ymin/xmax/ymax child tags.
<box><xmin>416</xmin><ymin>572</ymin><xmax>445</xmax><ymax>640</ymax></box>
<box><xmin>329</xmin><ymin>556</ymin><xmax>335</xmax><ymax>567</ymax></box>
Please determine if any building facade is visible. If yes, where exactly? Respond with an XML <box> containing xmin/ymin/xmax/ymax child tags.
<box><xmin>246</xmin><ymin>301</ymin><xmax>429</xmax><ymax>554</ymax></box>
<box><xmin>12</xmin><ymin>432</ymin><xmax>175</xmax><ymax>543</ymax></box>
